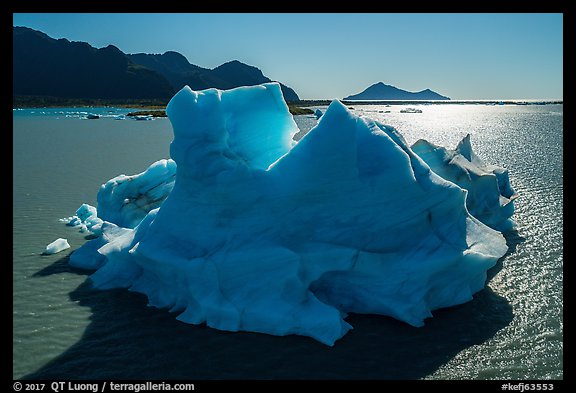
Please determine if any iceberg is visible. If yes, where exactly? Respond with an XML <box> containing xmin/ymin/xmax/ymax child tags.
<box><xmin>97</xmin><ymin>159</ymin><xmax>176</xmax><ymax>229</ymax></box>
<box><xmin>60</xmin><ymin>203</ymin><xmax>103</xmax><ymax>235</ymax></box>
<box><xmin>314</xmin><ymin>108</ymin><xmax>323</xmax><ymax>119</ymax></box>
<box><xmin>411</xmin><ymin>135</ymin><xmax>517</xmax><ymax>231</ymax></box>
<box><xmin>400</xmin><ymin>108</ymin><xmax>423</xmax><ymax>113</ymax></box>
<box><xmin>44</xmin><ymin>238</ymin><xmax>70</xmax><ymax>255</ymax></box>
<box><xmin>68</xmin><ymin>83</ymin><xmax>512</xmax><ymax>345</ymax></box>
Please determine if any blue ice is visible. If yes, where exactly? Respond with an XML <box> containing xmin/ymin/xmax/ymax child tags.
<box><xmin>67</xmin><ymin>83</ymin><xmax>512</xmax><ymax>345</ymax></box>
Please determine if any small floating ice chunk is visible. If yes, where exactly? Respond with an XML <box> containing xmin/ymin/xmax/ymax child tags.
<box><xmin>65</xmin><ymin>216</ymin><xmax>82</xmax><ymax>226</ymax></box>
<box><xmin>314</xmin><ymin>109</ymin><xmax>323</xmax><ymax>119</ymax></box>
<box><xmin>44</xmin><ymin>238</ymin><xmax>70</xmax><ymax>255</ymax></box>
<box><xmin>61</xmin><ymin>203</ymin><xmax>101</xmax><ymax>234</ymax></box>
<box><xmin>84</xmin><ymin>215</ymin><xmax>104</xmax><ymax>235</ymax></box>
<box><xmin>133</xmin><ymin>115</ymin><xmax>153</xmax><ymax>121</ymax></box>
<box><xmin>75</xmin><ymin>204</ymin><xmax>97</xmax><ymax>222</ymax></box>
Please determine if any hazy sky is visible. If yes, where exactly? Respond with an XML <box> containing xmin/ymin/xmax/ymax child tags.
<box><xmin>13</xmin><ymin>13</ymin><xmax>563</xmax><ymax>100</ymax></box>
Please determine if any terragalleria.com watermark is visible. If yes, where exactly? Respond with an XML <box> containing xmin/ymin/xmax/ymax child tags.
<box><xmin>12</xmin><ymin>382</ymin><xmax>195</xmax><ymax>393</ymax></box>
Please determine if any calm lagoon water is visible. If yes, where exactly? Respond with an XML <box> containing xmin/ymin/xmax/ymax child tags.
<box><xmin>13</xmin><ymin>104</ymin><xmax>563</xmax><ymax>379</ymax></box>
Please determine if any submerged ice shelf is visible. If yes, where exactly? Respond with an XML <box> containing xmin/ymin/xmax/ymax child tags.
<box><xmin>66</xmin><ymin>83</ymin><xmax>515</xmax><ymax>345</ymax></box>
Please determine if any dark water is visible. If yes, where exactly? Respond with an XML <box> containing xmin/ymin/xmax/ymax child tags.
<box><xmin>13</xmin><ymin>104</ymin><xmax>563</xmax><ymax>379</ymax></box>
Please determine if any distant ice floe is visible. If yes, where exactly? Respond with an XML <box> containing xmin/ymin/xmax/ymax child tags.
<box><xmin>62</xmin><ymin>83</ymin><xmax>515</xmax><ymax>345</ymax></box>
<box><xmin>130</xmin><ymin>115</ymin><xmax>154</xmax><ymax>121</ymax></box>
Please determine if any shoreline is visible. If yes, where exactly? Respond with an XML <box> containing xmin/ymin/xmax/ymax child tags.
<box><xmin>299</xmin><ymin>99</ymin><xmax>563</xmax><ymax>106</ymax></box>
<box><xmin>12</xmin><ymin>96</ymin><xmax>314</xmax><ymax>116</ymax></box>
<box><xmin>14</xmin><ymin>95</ymin><xmax>563</xmax><ymax>110</ymax></box>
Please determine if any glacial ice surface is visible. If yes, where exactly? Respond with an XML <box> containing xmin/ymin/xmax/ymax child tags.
<box><xmin>67</xmin><ymin>83</ymin><xmax>512</xmax><ymax>345</ymax></box>
<box><xmin>411</xmin><ymin>135</ymin><xmax>517</xmax><ymax>231</ymax></box>
<box><xmin>97</xmin><ymin>159</ymin><xmax>176</xmax><ymax>228</ymax></box>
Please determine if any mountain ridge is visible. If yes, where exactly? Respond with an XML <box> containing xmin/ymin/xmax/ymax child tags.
<box><xmin>13</xmin><ymin>26</ymin><xmax>175</xmax><ymax>100</ymax></box>
<box><xmin>127</xmin><ymin>53</ymin><xmax>299</xmax><ymax>101</ymax></box>
<box><xmin>13</xmin><ymin>26</ymin><xmax>300</xmax><ymax>102</ymax></box>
